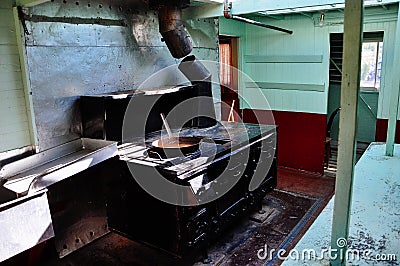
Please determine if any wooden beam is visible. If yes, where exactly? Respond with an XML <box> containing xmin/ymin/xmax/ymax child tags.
<box><xmin>246</xmin><ymin>82</ymin><xmax>325</xmax><ymax>92</ymax></box>
<box><xmin>330</xmin><ymin>0</ymin><xmax>363</xmax><ymax>265</ymax></box>
<box><xmin>15</xmin><ymin>0</ymin><xmax>50</xmax><ymax>7</ymax></box>
<box><xmin>245</xmin><ymin>55</ymin><xmax>323</xmax><ymax>63</ymax></box>
<box><xmin>12</xmin><ymin>7</ymin><xmax>38</xmax><ymax>148</ymax></box>
<box><xmin>194</xmin><ymin>0</ymin><xmax>223</xmax><ymax>3</ymax></box>
<box><xmin>386</xmin><ymin>2</ymin><xmax>400</xmax><ymax>156</ymax></box>
<box><xmin>183</xmin><ymin>0</ymin><xmax>399</xmax><ymax>19</ymax></box>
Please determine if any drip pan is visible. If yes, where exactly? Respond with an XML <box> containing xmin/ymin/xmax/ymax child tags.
<box><xmin>1</xmin><ymin>138</ymin><xmax>118</xmax><ymax>195</ymax></box>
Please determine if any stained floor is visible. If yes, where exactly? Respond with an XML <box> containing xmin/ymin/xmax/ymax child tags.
<box><xmin>2</xmin><ymin>168</ymin><xmax>337</xmax><ymax>266</ymax></box>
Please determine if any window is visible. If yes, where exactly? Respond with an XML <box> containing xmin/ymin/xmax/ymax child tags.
<box><xmin>329</xmin><ymin>32</ymin><xmax>384</xmax><ymax>91</ymax></box>
<box><xmin>360</xmin><ymin>32</ymin><xmax>384</xmax><ymax>91</ymax></box>
<box><xmin>219</xmin><ymin>42</ymin><xmax>232</xmax><ymax>88</ymax></box>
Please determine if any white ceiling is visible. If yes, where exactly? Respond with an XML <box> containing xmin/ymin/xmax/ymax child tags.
<box><xmin>184</xmin><ymin>0</ymin><xmax>399</xmax><ymax>18</ymax></box>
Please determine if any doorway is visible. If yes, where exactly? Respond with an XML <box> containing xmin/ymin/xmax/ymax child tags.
<box><xmin>219</xmin><ymin>35</ymin><xmax>240</xmax><ymax>122</ymax></box>
<box><xmin>327</xmin><ymin>32</ymin><xmax>381</xmax><ymax>143</ymax></box>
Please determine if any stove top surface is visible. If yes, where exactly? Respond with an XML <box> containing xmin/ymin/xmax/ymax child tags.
<box><xmin>118</xmin><ymin>122</ymin><xmax>276</xmax><ymax>179</ymax></box>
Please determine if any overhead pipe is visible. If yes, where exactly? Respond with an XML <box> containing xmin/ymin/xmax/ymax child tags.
<box><xmin>156</xmin><ymin>2</ymin><xmax>193</xmax><ymax>59</ymax></box>
<box><xmin>179</xmin><ymin>55</ymin><xmax>217</xmax><ymax>128</ymax></box>
<box><xmin>223</xmin><ymin>0</ymin><xmax>293</xmax><ymax>35</ymax></box>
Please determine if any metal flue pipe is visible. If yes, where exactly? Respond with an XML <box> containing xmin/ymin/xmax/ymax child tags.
<box><xmin>158</xmin><ymin>4</ymin><xmax>193</xmax><ymax>58</ymax></box>
<box><xmin>179</xmin><ymin>55</ymin><xmax>217</xmax><ymax>128</ymax></box>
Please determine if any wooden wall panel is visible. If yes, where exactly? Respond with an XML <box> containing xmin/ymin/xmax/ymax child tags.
<box><xmin>220</xmin><ymin>6</ymin><xmax>399</xmax><ymax>119</ymax></box>
<box><xmin>376</xmin><ymin>119</ymin><xmax>400</xmax><ymax>143</ymax></box>
<box><xmin>326</xmin><ymin>11</ymin><xmax>398</xmax><ymax>120</ymax></box>
<box><xmin>0</xmin><ymin>0</ymin><xmax>32</xmax><ymax>152</ymax></box>
<box><xmin>243</xmin><ymin>109</ymin><xmax>327</xmax><ymax>175</ymax></box>
<box><xmin>241</xmin><ymin>14</ymin><xmax>329</xmax><ymax>115</ymax></box>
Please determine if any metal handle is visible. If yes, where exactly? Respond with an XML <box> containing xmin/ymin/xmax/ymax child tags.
<box><xmin>160</xmin><ymin>113</ymin><xmax>173</xmax><ymax>137</ymax></box>
<box><xmin>147</xmin><ymin>150</ymin><xmax>163</xmax><ymax>161</ymax></box>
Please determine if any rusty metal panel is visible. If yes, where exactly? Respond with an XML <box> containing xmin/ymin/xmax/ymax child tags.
<box><xmin>186</xmin><ymin>18</ymin><xmax>219</xmax><ymax>49</ymax></box>
<box><xmin>24</xmin><ymin>0</ymin><xmax>219</xmax><ymax>151</ymax></box>
<box><xmin>27</xmin><ymin>45</ymin><xmax>177</xmax><ymax>150</ymax></box>
<box><xmin>47</xmin><ymin>158</ymin><xmax>117</xmax><ymax>258</ymax></box>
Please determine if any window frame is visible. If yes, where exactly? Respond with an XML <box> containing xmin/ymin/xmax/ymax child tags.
<box><xmin>360</xmin><ymin>32</ymin><xmax>384</xmax><ymax>92</ymax></box>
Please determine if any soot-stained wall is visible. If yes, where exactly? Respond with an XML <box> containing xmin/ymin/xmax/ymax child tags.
<box><xmin>23</xmin><ymin>0</ymin><xmax>220</xmax><ymax>151</ymax></box>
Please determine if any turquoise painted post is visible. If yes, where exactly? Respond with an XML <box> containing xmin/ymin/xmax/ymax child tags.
<box><xmin>386</xmin><ymin>3</ymin><xmax>400</xmax><ymax>157</ymax></box>
<box><xmin>330</xmin><ymin>0</ymin><xmax>363</xmax><ymax>265</ymax></box>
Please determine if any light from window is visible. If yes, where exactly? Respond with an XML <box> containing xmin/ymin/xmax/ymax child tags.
<box><xmin>360</xmin><ymin>41</ymin><xmax>383</xmax><ymax>90</ymax></box>
<box><xmin>219</xmin><ymin>43</ymin><xmax>232</xmax><ymax>87</ymax></box>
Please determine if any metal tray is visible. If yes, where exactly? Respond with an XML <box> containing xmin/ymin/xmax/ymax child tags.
<box><xmin>1</xmin><ymin>138</ymin><xmax>117</xmax><ymax>195</ymax></box>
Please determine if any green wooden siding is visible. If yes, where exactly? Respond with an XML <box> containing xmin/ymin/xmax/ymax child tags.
<box><xmin>0</xmin><ymin>0</ymin><xmax>32</xmax><ymax>152</ymax></box>
<box><xmin>247</xmin><ymin>82</ymin><xmax>325</xmax><ymax>92</ymax></box>
<box><xmin>223</xmin><ymin>13</ymin><xmax>330</xmax><ymax>114</ymax></box>
<box><xmin>219</xmin><ymin>5</ymin><xmax>399</xmax><ymax>119</ymax></box>
<box><xmin>328</xmin><ymin>85</ymin><xmax>379</xmax><ymax>143</ymax></box>
<box><xmin>244</xmin><ymin>55</ymin><xmax>323</xmax><ymax>63</ymax></box>
<box><xmin>219</xmin><ymin>17</ymin><xmax>246</xmax><ymax>37</ymax></box>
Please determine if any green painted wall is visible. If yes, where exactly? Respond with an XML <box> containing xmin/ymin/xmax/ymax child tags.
<box><xmin>327</xmin><ymin>8</ymin><xmax>398</xmax><ymax>120</ymax></box>
<box><xmin>219</xmin><ymin>17</ymin><xmax>246</xmax><ymax>37</ymax></box>
<box><xmin>219</xmin><ymin>17</ymin><xmax>246</xmax><ymax>86</ymax></box>
<box><xmin>219</xmin><ymin>5</ymin><xmax>399</xmax><ymax>120</ymax></box>
<box><xmin>0</xmin><ymin>0</ymin><xmax>32</xmax><ymax>152</ymax></box>
<box><xmin>242</xmin><ymin>13</ymin><xmax>329</xmax><ymax>114</ymax></box>
<box><xmin>328</xmin><ymin>84</ymin><xmax>379</xmax><ymax>142</ymax></box>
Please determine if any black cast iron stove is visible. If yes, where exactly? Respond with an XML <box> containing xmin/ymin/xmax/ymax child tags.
<box><xmin>106</xmin><ymin>122</ymin><xmax>277</xmax><ymax>259</ymax></box>
<box><xmin>80</xmin><ymin>56</ymin><xmax>278</xmax><ymax>261</ymax></box>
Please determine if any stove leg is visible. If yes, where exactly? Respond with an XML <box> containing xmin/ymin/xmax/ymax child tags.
<box><xmin>251</xmin><ymin>198</ymin><xmax>263</xmax><ymax>212</ymax></box>
<box><xmin>257</xmin><ymin>201</ymin><xmax>263</xmax><ymax>212</ymax></box>
<box><xmin>200</xmin><ymin>249</ymin><xmax>212</xmax><ymax>264</ymax></box>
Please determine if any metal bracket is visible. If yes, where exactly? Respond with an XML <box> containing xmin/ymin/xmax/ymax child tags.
<box><xmin>359</xmin><ymin>94</ymin><xmax>377</xmax><ymax>118</ymax></box>
<box><xmin>17</xmin><ymin>6</ymin><xmax>30</xmax><ymax>35</ymax></box>
<box><xmin>17</xmin><ymin>6</ymin><xmax>127</xmax><ymax>27</ymax></box>
<box><xmin>223</xmin><ymin>0</ymin><xmax>232</xmax><ymax>19</ymax></box>
<box><xmin>223</xmin><ymin>0</ymin><xmax>293</xmax><ymax>35</ymax></box>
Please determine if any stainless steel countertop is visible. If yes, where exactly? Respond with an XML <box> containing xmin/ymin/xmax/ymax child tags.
<box><xmin>1</xmin><ymin>138</ymin><xmax>118</xmax><ymax>195</ymax></box>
